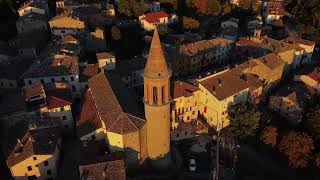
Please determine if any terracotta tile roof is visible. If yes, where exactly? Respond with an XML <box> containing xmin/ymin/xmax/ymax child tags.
<box><xmin>61</xmin><ymin>35</ymin><xmax>78</xmax><ymax>43</ymax></box>
<box><xmin>77</xmin><ymin>89</ymin><xmax>102</xmax><ymax>129</ymax></box>
<box><xmin>307</xmin><ymin>69</ymin><xmax>320</xmax><ymax>83</ymax></box>
<box><xmin>7</xmin><ymin>126</ymin><xmax>60</xmax><ymax>167</ymax></box>
<box><xmin>78</xmin><ymin>72</ymin><xmax>146</xmax><ymax>135</ymax></box>
<box><xmin>144</xmin><ymin>11</ymin><xmax>169</xmax><ymax>23</ymax></box>
<box><xmin>46</xmin><ymin>96</ymin><xmax>71</xmax><ymax>109</ymax></box>
<box><xmin>283</xmin><ymin>37</ymin><xmax>316</xmax><ymax>46</ymax></box>
<box><xmin>199</xmin><ymin>68</ymin><xmax>263</xmax><ymax>101</ymax></box>
<box><xmin>255</xmin><ymin>53</ymin><xmax>285</xmax><ymax>70</ymax></box>
<box><xmin>173</xmin><ymin>81</ymin><xmax>200</xmax><ymax>99</ymax></box>
<box><xmin>180</xmin><ymin>38</ymin><xmax>233</xmax><ymax>57</ymax></box>
<box><xmin>79</xmin><ymin>64</ymin><xmax>99</xmax><ymax>82</ymax></box>
<box><xmin>23</xmin><ymin>83</ymin><xmax>45</xmax><ymax>99</ymax></box>
<box><xmin>144</xmin><ymin>28</ymin><xmax>170</xmax><ymax>78</ymax></box>
<box><xmin>268</xmin><ymin>9</ymin><xmax>286</xmax><ymax>16</ymax></box>
<box><xmin>45</xmin><ymin>88</ymin><xmax>72</xmax><ymax>109</ymax></box>
<box><xmin>79</xmin><ymin>160</ymin><xmax>126</xmax><ymax>180</ymax></box>
<box><xmin>96</xmin><ymin>52</ymin><xmax>115</xmax><ymax>60</ymax></box>
<box><xmin>22</xmin><ymin>55</ymin><xmax>79</xmax><ymax>79</ymax></box>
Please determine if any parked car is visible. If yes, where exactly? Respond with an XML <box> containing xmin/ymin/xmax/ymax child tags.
<box><xmin>189</xmin><ymin>159</ymin><xmax>196</xmax><ymax>172</ymax></box>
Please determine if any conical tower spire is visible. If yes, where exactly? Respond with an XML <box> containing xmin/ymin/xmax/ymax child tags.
<box><xmin>144</xmin><ymin>28</ymin><xmax>170</xmax><ymax>78</ymax></box>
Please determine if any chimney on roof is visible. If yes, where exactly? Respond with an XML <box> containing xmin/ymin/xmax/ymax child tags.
<box><xmin>218</xmin><ymin>79</ymin><xmax>222</xmax><ymax>86</ymax></box>
<box><xmin>212</xmin><ymin>86</ymin><xmax>216</xmax><ymax>94</ymax></box>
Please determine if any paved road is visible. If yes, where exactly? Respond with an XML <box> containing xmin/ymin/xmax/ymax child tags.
<box><xmin>238</xmin><ymin>144</ymin><xmax>303</xmax><ymax>180</ymax></box>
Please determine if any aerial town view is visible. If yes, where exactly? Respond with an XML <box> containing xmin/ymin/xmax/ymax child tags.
<box><xmin>0</xmin><ymin>0</ymin><xmax>320</xmax><ymax>179</ymax></box>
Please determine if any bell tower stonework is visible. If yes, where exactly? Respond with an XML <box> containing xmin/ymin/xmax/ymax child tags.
<box><xmin>143</xmin><ymin>28</ymin><xmax>171</xmax><ymax>160</ymax></box>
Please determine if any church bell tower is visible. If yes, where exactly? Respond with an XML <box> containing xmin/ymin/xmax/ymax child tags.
<box><xmin>143</xmin><ymin>28</ymin><xmax>171</xmax><ymax>160</ymax></box>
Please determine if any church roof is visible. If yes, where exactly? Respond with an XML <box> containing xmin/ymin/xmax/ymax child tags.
<box><xmin>144</xmin><ymin>28</ymin><xmax>170</xmax><ymax>79</ymax></box>
<box><xmin>78</xmin><ymin>72</ymin><xmax>146</xmax><ymax>135</ymax></box>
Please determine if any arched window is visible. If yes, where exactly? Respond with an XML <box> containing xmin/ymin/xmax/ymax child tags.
<box><xmin>162</xmin><ymin>85</ymin><xmax>165</xmax><ymax>104</ymax></box>
<box><xmin>153</xmin><ymin>86</ymin><xmax>157</xmax><ymax>104</ymax></box>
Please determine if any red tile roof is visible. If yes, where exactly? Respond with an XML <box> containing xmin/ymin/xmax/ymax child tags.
<box><xmin>173</xmin><ymin>81</ymin><xmax>200</xmax><ymax>99</ymax></box>
<box><xmin>78</xmin><ymin>72</ymin><xmax>146</xmax><ymax>135</ymax></box>
<box><xmin>45</xmin><ymin>88</ymin><xmax>73</xmax><ymax>109</ymax></box>
<box><xmin>96</xmin><ymin>52</ymin><xmax>114</xmax><ymax>60</ymax></box>
<box><xmin>77</xmin><ymin>89</ymin><xmax>103</xmax><ymax>133</ymax></box>
<box><xmin>62</xmin><ymin>35</ymin><xmax>77</xmax><ymax>43</ymax></box>
<box><xmin>199</xmin><ymin>69</ymin><xmax>263</xmax><ymax>101</ymax></box>
<box><xmin>144</xmin><ymin>11</ymin><xmax>169</xmax><ymax>23</ymax></box>
<box><xmin>23</xmin><ymin>83</ymin><xmax>45</xmax><ymax>99</ymax></box>
<box><xmin>307</xmin><ymin>69</ymin><xmax>320</xmax><ymax>83</ymax></box>
<box><xmin>46</xmin><ymin>96</ymin><xmax>72</xmax><ymax>109</ymax></box>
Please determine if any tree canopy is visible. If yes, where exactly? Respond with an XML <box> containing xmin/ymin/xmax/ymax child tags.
<box><xmin>279</xmin><ymin>132</ymin><xmax>314</xmax><ymax>168</ymax></box>
<box><xmin>186</xmin><ymin>0</ymin><xmax>221</xmax><ymax>16</ymax></box>
<box><xmin>118</xmin><ymin>0</ymin><xmax>147</xmax><ymax>18</ymax></box>
<box><xmin>260</xmin><ymin>125</ymin><xmax>278</xmax><ymax>147</ymax></box>
<box><xmin>284</xmin><ymin>0</ymin><xmax>320</xmax><ymax>42</ymax></box>
<box><xmin>305</xmin><ymin>106</ymin><xmax>320</xmax><ymax>138</ymax></box>
<box><xmin>183</xmin><ymin>16</ymin><xmax>200</xmax><ymax>30</ymax></box>
<box><xmin>228</xmin><ymin>102</ymin><xmax>261</xmax><ymax>139</ymax></box>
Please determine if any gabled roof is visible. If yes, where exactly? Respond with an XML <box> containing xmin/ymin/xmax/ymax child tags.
<box><xmin>199</xmin><ymin>69</ymin><xmax>263</xmax><ymax>101</ymax></box>
<box><xmin>46</xmin><ymin>96</ymin><xmax>72</xmax><ymax>109</ymax></box>
<box><xmin>96</xmin><ymin>52</ymin><xmax>115</xmax><ymax>60</ymax></box>
<box><xmin>45</xmin><ymin>88</ymin><xmax>73</xmax><ymax>109</ymax></box>
<box><xmin>22</xmin><ymin>55</ymin><xmax>79</xmax><ymax>79</ymax></box>
<box><xmin>173</xmin><ymin>81</ymin><xmax>200</xmax><ymax>99</ymax></box>
<box><xmin>79</xmin><ymin>64</ymin><xmax>99</xmax><ymax>82</ymax></box>
<box><xmin>23</xmin><ymin>83</ymin><xmax>45</xmax><ymax>99</ymax></box>
<box><xmin>78</xmin><ymin>72</ymin><xmax>146</xmax><ymax>135</ymax></box>
<box><xmin>79</xmin><ymin>160</ymin><xmax>126</xmax><ymax>180</ymax></box>
<box><xmin>7</xmin><ymin>126</ymin><xmax>60</xmax><ymax>167</ymax></box>
<box><xmin>61</xmin><ymin>35</ymin><xmax>78</xmax><ymax>44</ymax></box>
<box><xmin>144</xmin><ymin>11</ymin><xmax>169</xmax><ymax>24</ymax></box>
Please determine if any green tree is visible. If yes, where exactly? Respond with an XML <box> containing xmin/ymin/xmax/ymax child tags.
<box><xmin>157</xmin><ymin>27</ymin><xmax>168</xmax><ymax>39</ymax></box>
<box><xmin>118</xmin><ymin>0</ymin><xmax>132</xmax><ymax>17</ymax></box>
<box><xmin>260</xmin><ymin>125</ymin><xmax>278</xmax><ymax>147</ymax></box>
<box><xmin>305</xmin><ymin>106</ymin><xmax>320</xmax><ymax>138</ymax></box>
<box><xmin>279</xmin><ymin>132</ymin><xmax>314</xmax><ymax>168</ymax></box>
<box><xmin>131</xmin><ymin>0</ymin><xmax>147</xmax><ymax>18</ymax></box>
<box><xmin>111</xmin><ymin>25</ymin><xmax>121</xmax><ymax>41</ymax></box>
<box><xmin>228</xmin><ymin>102</ymin><xmax>261</xmax><ymax>139</ymax></box>
<box><xmin>207</xmin><ymin>0</ymin><xmax>221</xmax><ymax>16</ymax></box>
<box><xmin>183</xmin><ymin>16</ymin><xmax>200</xmax><ymax>30</ymax></box>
